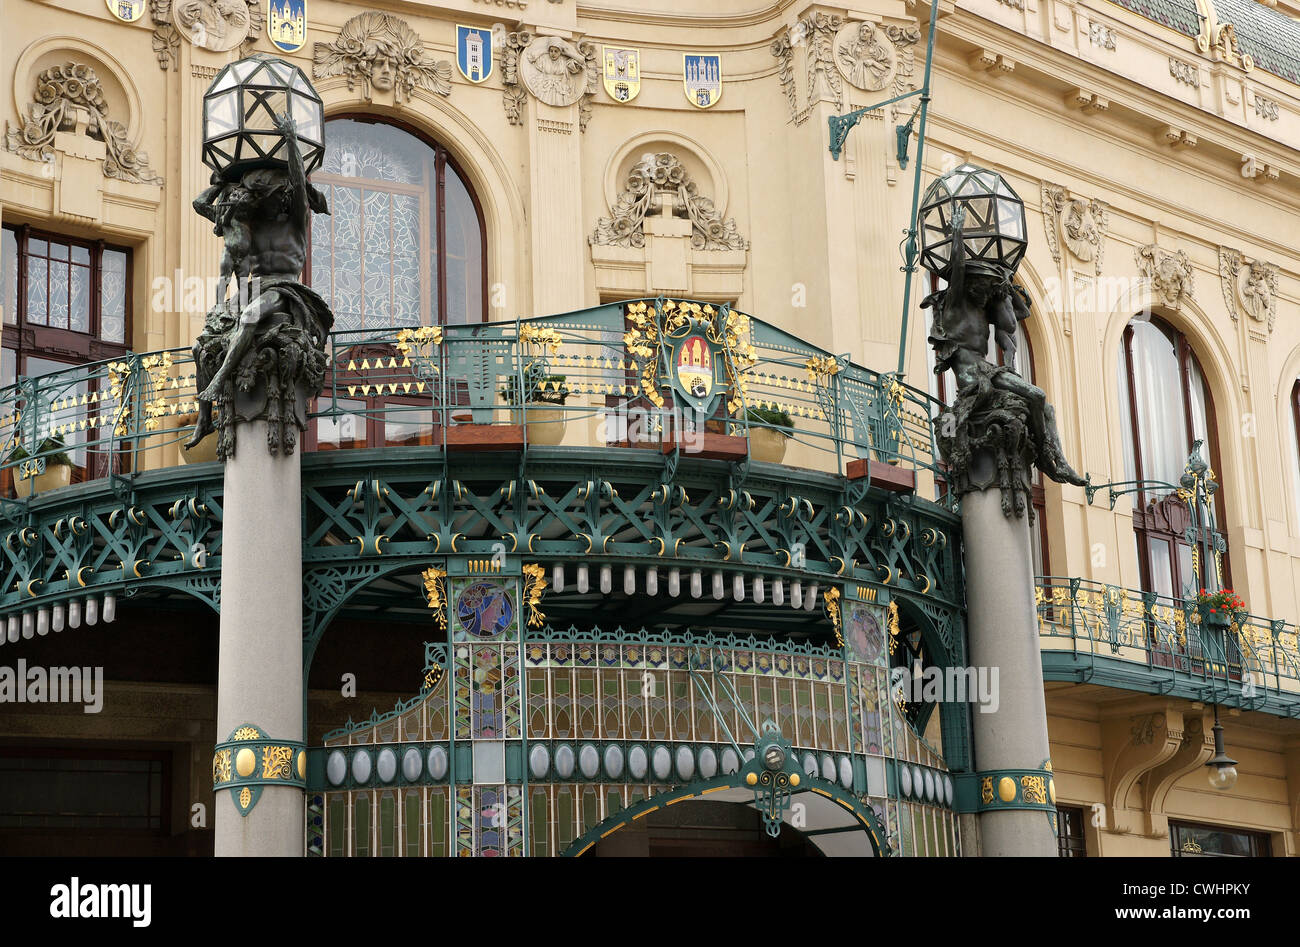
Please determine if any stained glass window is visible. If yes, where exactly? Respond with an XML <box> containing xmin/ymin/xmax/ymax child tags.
<box><xmin>310</xmin><ymin>118</ymin><xmax>484</xmax><ymax>330</ymax></box>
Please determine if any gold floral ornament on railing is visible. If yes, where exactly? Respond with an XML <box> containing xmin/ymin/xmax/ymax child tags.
<box><xmin>421</xmin><ymin>566</ymin><xmax>448</xmax><ymax>631</ymax></box>
<box><xmin>715</xmin><ymin>308</ymin><xmax>756</xmax><ymax>414</ymax></box>
<box><xmin>518</xmin><ymin>322</ymin><xmax>563</xmax><ymax>355</ymax></box>
<box><xmin>623</xmin><ymin>301</ymin><xmax>664</xmax><ymax>409</ymax></box>
<box><xmin>103</xmin><ymin>352</ymin><xmax>175</xmax><ymax>437</ymax></box>
<box><xmin>395</xmin><ymin>325</ymin><xmax>444</xmax><ymax>382</ymax></box>
<box><xmin>804</xmin><ymin>354</ymin><xmax>842</xmax><ymax>386</ymax></box>
<box><xmin>522</xmin><ymin>562</ymin><xmax>548</xmax><ymax>628</ymax></box>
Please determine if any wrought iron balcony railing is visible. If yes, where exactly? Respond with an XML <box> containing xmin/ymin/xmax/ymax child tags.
<box><xmin>1036</xmin><ymin>576</ymin><xmax>1300</xmax><ymax>716</ymax></box>
<box><xmin>0</xmin><ymin>300</ymin><xmax>950</xmax><ymax>511</ymax></box>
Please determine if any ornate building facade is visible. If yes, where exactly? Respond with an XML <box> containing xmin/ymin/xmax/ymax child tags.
<box><xmin>1</xmin><ymin>0</ymin><xmax>1298</xmax><ymax>857</ymax></box>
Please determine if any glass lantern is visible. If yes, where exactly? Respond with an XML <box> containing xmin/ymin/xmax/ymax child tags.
<box><xmin>202</xmin><ymin>53</ymin><xmax>324</xmax><ymax>181</ymax></box>
<box><xmin>918</xmin><ymin>163</ymin><xmax>1027</xmax><ymax>278</ymax></box>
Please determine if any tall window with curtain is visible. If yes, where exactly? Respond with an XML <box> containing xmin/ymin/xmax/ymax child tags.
<box><xmin>1117</xmin><ymin>317</ymin><xmax>1228</xmax><ymax>599</ymax></box>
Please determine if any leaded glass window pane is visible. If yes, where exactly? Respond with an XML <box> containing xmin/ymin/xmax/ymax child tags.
<box><xmin>311</xmin><ymin>119</ymin><xmax>483</xmax><ymax>328</ymax></box>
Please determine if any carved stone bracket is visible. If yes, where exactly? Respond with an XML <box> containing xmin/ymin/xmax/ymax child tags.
<box><xmin>4</xmin><ymin>62</ymin><xmax>163</xmax><ymax>185</ymax></box>
<box><xmin>313</xmin><ymin>12</ymin><xmax>452</xmax><ymax>104</ymax></box>
<box><xmin>590</xmin><ymin>152</ymin><xmax>747</xmax><ymax>251</ymax></box>
<box><xmin>1101</xmin><ymin>706</ymin><xmax>1214</xmax><ymax>837</ymax></box>
<box><xmin>1041</xmin><ymin>182</ymin><xmax>1109</xmax><ymax>274</ymax></box>
<box><xmin>1136</xmin><ymin>243</ymin><xmax>1194</xmax><ymax>309</ymax></box>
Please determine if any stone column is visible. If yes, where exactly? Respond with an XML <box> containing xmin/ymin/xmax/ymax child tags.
<box><xmin>964</xmin><ymin>486</ymin><xmax>1057</xmax><ymax>856</ymax></box>
<box><xmin>214</xmin><ymin>420</ymin><xmax>305</xmax><ymax>856</ymax></box>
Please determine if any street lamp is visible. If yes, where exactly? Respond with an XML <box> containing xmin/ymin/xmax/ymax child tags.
<box><xmin>1205</xmin><ymin>704</ymin><xmax>1239</xmax><ymax>791</ymax></box>
<box><xmin>202</xmin><ymin>53</ymin><xmax>324</xmax><ymax>180</ymax></box>
<box><xmin>918</xmin><ymin>163</ymin><xmax>1027</xmax><ymax>278</ymax></box>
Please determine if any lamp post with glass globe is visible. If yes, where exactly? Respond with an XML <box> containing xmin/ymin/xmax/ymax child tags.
<box><xmin>918</xmin><ymin>164</ymin><xmax>1084</xmax><ymax>856</ymax></box>
<box><xmin>197</xmin><ymin>53</ymin><xmax>330</xmax><ymax>857</ymax></box>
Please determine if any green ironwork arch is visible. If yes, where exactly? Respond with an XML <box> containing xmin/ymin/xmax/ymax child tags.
<box><xmin>560</xmin><ymin>774</ymin><xmax>890</xmax><ymax>857</ymax></box>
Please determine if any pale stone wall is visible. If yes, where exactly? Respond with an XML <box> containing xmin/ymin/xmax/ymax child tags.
<box><xmin>5</xmin><ymin>0</ymin><xmax>1300</xmax><ymax>852</ymax></box>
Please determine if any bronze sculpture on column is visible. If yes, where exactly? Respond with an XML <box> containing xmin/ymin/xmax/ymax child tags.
<box><xmin>918</xmin><ymin>163</ymin><xmax>1085</xmax><ymax>855</ymax></box>
<box><xmin>189</xmin><ymin>54</ymin><xmax>331</xmax><ymax>459</ymax></box>
<box><xmin>195</xmin><ymin>53</ymin><xmax>330</xmax><ymax>855</ymax></box>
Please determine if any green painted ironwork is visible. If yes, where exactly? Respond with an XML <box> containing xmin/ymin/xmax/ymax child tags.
<box><xmin>1036</xmin><ymin>576</ymin><xmax>1300</xmax><ymax>718</ymax></box>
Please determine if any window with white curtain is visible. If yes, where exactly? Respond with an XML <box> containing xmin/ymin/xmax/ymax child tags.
<box><xmin>1117</xmin><ymin>317</ymin><xmax>1227</xmax><ymax>598</ymax></box>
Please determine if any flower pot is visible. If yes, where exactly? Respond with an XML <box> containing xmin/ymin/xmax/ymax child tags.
<box><xmin>525</xmin><ymin>404</ymin><xmax>566</xmax><ymax>446</ymax></box>
<box><xmin>749</xmin><ymin>426</ymin><xmax>789</xmax><ymax>464</ymax></box>
<box><xmin>1201</xmin><ymin>610</ymin><xmax>1231</xmax><ymax>629</ymax></box>
<box><xmin>13</xmin><ymin>463</ymin><xmax>72</xmax><ymax>498</ymax></box>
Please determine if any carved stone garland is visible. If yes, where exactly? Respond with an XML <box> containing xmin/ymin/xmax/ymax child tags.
<box><xmin>4</xmin><ymin>62</ymin><xmax>162</xmax><ymax>184</ymax></box>
<box><xmin>313</xmin><ymin>12</ymin><xmax>452</xmax><ymax>104</ymax></box>
<box><xmin>590</xmin><ymin>153</ymin><xmax>748</xmax><ymax>251</ymax></box>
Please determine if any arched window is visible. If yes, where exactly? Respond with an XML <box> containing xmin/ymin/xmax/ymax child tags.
<box><xmin>309</xmin><ymin>117</ymin><xmax>485</xmax><ymax>329</ymax></box>
<box><xmin>1292</xmin><ymin>380</ymin><xmax>1300</xmax><ymax>529</ymax></box>
<box><xmin>1117</xmin><ymin>317</ymin><xmax>1227</xmax><ymax>598</ymax></box>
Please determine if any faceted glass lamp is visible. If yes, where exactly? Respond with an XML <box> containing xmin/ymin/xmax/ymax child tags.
<box><xmin>202</xmin><ymin>53</ymin><xmax>324</xmax><ymax>180</ymax></box>
<box><xmin>918</xmin><ymin>163</ymin><xmax>1027</xmax><ymax>278</ymax></box>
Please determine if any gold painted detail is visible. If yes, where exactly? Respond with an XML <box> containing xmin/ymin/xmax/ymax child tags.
<box><xmin>856</xmin><ymin>584</ymin><xmax>877</xmax><ymax>602</ymax></box>
<box><xmin>997</xmin><ymin>776</ymin><xmax>1017</xmax><ymax>803</ymax></box>
<box><xmin>804</xmin><ymin>354</ymin><xmax>841</xmax><ymax>386</ymax></box>
<box><xmin>1021</xmin><ymin>775</ymin><xmax>1048</xmax><ymax>805</ymax></box>
<box><xmin>887</xmin><ymin>600</ymin><xmax>901</xmax><ymax>655</ymax></box>
<box><xmin>522</xmin><ymin>562</ymin><xmax>548</xmax><ymax>628</ymax></box>
<box><xmin>213</xmin><ymin>749</ymin><xmax>231</xmax><ymax>785</ymax></box>
<box><xmin>239</xmin><ymin>787</ymin><xmax>252</xmax><ymax>809</ymax></box>
<box><xmin>261</xmin><ymin>745</ymin><xmax>294</xmax><ymax>780</ymax></box>
<box><xmin>823</xmin><ymin>587</ymin><xmax>843</xmax><ymax>648</ymax></box>
<box><xmin>235</xmin><ymin>748</ymin><xmax>256</xmax><ymax>778</ymax></box>
<box><xmin>980</xmin><ymin>776</ymin><xmax>993</xmax><ymax>805</ymax></box>
<box><xmin>232</xmin><ymin>726</ymin><xmax>261</xmax><ymax>741</ymax></box>
<box><xmin>1181</xmin><ymin>838</ymin><xmax>1203</xmax><ymax>854</ymax></box>
<box><xmin>395</xmin><ymin>325</ymin><xmax>443</xmax><ymax>355</ymax></box>
<box><xmin>422</xmin><ymin>566</ymin><xmax>448</xmax><ymax>631</ymax></box>
<box><xmin>467</xmin><ymin>559</ymin><xmax>503</xmax><ymax>573</ymax></box>
<box><xmin>423</xmin><ymin>664</ymin><xmax>445</xmax><ymax>691</ymax></box>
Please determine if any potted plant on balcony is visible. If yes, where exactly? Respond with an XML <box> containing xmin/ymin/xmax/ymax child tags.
<box><xmin>745</xmin><ymin>406</ymin><xmax>794</xmax><ymax>464</ymax></box>
<box><xmin>8</xmin><ymin>437</ymin><xmax>73</xmax><ymax>498</ymax></box>
<box><xmin>500</xmin><ymin>364</ymin><xmax>569</xmax><ymax>446</ymax></box>
<box><xmin>1195</xmin><ymin>588</ymin><xmax>1246</xmax><ymax>629</ymax></box>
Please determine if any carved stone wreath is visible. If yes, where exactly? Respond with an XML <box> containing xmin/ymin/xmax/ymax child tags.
<box><xmin>590</xmin><ymin>152</ymin><xmax>748</xmax><ymax>251</ymax></box>
<box><xmin>4</xmin><ymin>62</ymin><xmax>162</xmax><ymax>184</ymax></box>
<box><xmin>313</xmin><ymin>12</ymin><xmax>452</xmax><ymax>104</ymax></box>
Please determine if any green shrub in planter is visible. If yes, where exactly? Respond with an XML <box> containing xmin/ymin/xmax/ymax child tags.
<box><xmin>745</xmin><ymin>406</ymin><xmax>794</xmax><ymax>431</ymax></box>
<box><xmin>499</xmin><ymin>364</ymin><xmax>569</xmax><ymax>406</ymax></box>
